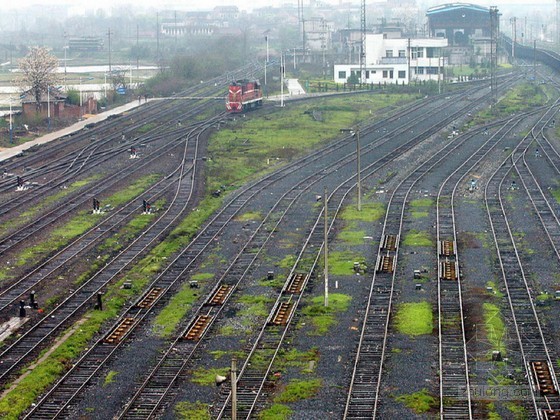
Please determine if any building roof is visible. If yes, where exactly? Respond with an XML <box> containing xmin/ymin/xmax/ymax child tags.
<box><xmin>426</xmin><ymin>3</ymin><xmax>489</xmax><ymax>15</ymax></box>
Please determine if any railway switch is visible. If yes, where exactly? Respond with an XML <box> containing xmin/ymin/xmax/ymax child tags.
<box><xmin>19</xmin><ymin>300</ymin><xmax>26</xmax><ymax>318</ymax></box>
<box><xmin>95</xmin><ymin>292</ymin><xmax>103</xmax><ymax>310</ymax></box>
<box><xmin>30</xmin><ymin>291</ymin><xmax>38</xmax><ymax>309</ymax></box>
<box><xmin>92</xmin><ymin>198</ymin><xmax>101</xmax><ymax>214</ymax></box>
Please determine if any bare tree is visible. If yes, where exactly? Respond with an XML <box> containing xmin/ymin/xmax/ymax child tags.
<box><xmin>17</xmin><ymin>46</ymin><xmax>60</xmax><ymax>108</ymax></box>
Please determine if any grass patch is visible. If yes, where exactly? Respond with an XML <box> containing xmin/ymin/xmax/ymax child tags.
<box><xmin>104</xmin><ymin>370</ymin><xmax>118</xmax><ymax>386</ymax></box>
<box><xmin>175</xmin><ymin>401</ymin><xmax>211</xmax><ymax>420</ymax></box>
<box><xmin>258</xmin><ymin>404</ymin><xmax>293</xmax><ymax>419</ymax></box>
<box><xmin>191</xmin><ymin>367</ymin><xmax>230</xmax><ymax>386</ymax></box>
<box><xmin>339</xmin><ymin>202</ymin><xmax>385</xmax><ymax>222</ymax></box>
<box><xmin>329</xmin><ymin>251</ymin><xmax>364</xmax><ymax>275</ymax></box>
<box><xmin>207</xmin><ymin>94</ymin><xmax>417</xmax><ymax>191</ymax></box>
<box><xmin>274</xmin><ymin>348</ymin><xmax>320</xmax><ymax>374</ymax></box>
<box><xmin>410</xmin><ymin>197</ymin><xmax>432</xmax><ymax>218</ymax></box>
<box><xmin>337</xmin><ymin>229</ymin><xmax>367</xmax><ymax>245</ymax></box>
<box><xmin>483</xmin><ymin>302</ymin><xmax>506</xmax><ymax>355</ymax></box>
<box><xmin>402</xmin><ymin>230</ymin><xmax>432</xmax><ymax>247</ymax></box>
<box><xmin>137</xmin><ymin>122</ymin><xmax>157</xmax><ymax>133</ymax></box>
<box><xmin>13</xmin><ymin>174</ymin><xmax>161</xmax><ymax>269</ymax></box>
<box><xmin>235</xmin><ymin>211</ymin><xmax>262</xmax><ymax>221</ymax></box>
<box><xmin>410</xmin><ymin>198</ymin><xmax>433</xmax><ymax>207</ymax></box>
<box><xmin>237</xmin><ymin>295</ymin><xmax>273</xmax><ymax>319</ymax></box>
<box><xmin>395</xmin><ymin>389</ymin><xmax>437</xmax><ymax>414</ymax></box>
<box><xmin>486</xmin><ymin>281</ymin><xmax>504</xmax><ymax>298</ymax></box>
<box><xmin>302</xmin><ymin>293</ymin><xmax>351</xmax><ymax>335</ymax></box>
<box><xmin>504</xmin><ymin>401</ymin><xmax>526</xmax><ymax>419</ymax></box>
<box><xmin>152</xmin><ymin>280</ymin><xmax>200</xmax><ymax>338</ymax></box>
<box><xmin>394</xmin><ymin>301</ymin><xmax>433</xmax><ymax>336</ymax></box>
<box><xmin>273</xmin><ymin>378</ymin><xmax>322</xmax><ymax>403</ymax></box>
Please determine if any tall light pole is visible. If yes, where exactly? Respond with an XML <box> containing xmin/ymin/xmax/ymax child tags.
<box><xmin>9</xmin><ymin>97</ymin><xmax>13</xmax><ymax>144</ymax></box>
<box><xmin>47</xmin><ymin>84</ymin><xmax>50</xmax><ymax>131</ymax></box>
<box><xmin>264</xmin><ymin>35</ymin><xmax>268</xmax><ymax>88</ymax></box>
<box><xmin>107</xmin><ymin>28</ymin><xmax>113</xmax><ymax>74</ymax></box>
<box><xmin>324</xmin><ymin>186</ymin><xmax>329</xmax><ymax>307</ymax></box>
<box><xmin>280</xmin><ymin>52</ymin><xmax>285</xmax><ymax>107</ymax></box>
<box><xmin>231</xmin><ymin>358</ymin><xmax>237</xmax><ymax>420</ymax></box>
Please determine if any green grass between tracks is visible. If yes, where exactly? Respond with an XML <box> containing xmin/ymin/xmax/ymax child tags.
<box><xmin>483</xmin><ymin>302</ymin><xmax>506</xmax><ymax>355</ymax></box>
<box><xmin>394</xmin><ymin>301</ymin><xmax>433</xmax><ymax>336</ymax></box>
<box><xmin>206</xmin><ymin>93</ymin><xmax>418</xmax><ymax>192</ymax></box>
<box><xmin>0</xmin><ymin>92</ymin><xmax>420</xmax><ymax>416</ymax></box>
<box><xmin>394</xmin><ymin>388</ymin><xmax>437</xmax><ymax>414</ymax></box>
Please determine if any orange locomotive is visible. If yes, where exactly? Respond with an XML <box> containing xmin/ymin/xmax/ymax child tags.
<box><xmin>226</xmin><ymin>79</ymin><xmax>263</xmax><ymax>112</ymax></box>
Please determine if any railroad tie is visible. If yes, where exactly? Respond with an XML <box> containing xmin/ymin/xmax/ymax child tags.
<box><xmin>530</xmin><ymin>361</ymin><xmax>559</xmax><ymax>396</ymax></box>
<box><xmin>381</xmin><ymin>235</ymin><xmax>397</xmax><ymax>251</ymax></box>
<box><xmin>441</xmin><ymin>260</ymin><xmax>457</xmax><ymax>280</ymax></box>
<box><xmin>104</xmin><ymin>317</ymin><xmax>136</xmax><ymax>343</ymax></box>
<box><xmin>286</xmin><ymin>272</ymin><xmax>306</xmax><ymax>294</ymax></box>
<box><xmin>270</xmin><ymin>302</ymin><xmax>293</xmax><ymax>326</ymax></box>
<box><xmin>136</xmin><ymin>287</ymin><xmax>163</xmax><ymax>308</ymax></box>
<box><xmin>376</xmin><ymin>255</ymin><xmax>394</xmax><ymax>273</ymax></box>
<box><xmin>184</xmin><ymin>315</ymin><xmax>213</xmax><ymax>340</ymax></box>
<box><xmin>209</xmin><ymin>285</ymin><xmax>231</xmax><ymax>305</ymax></box>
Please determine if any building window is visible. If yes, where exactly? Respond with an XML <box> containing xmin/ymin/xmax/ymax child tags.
<box><xmin>389</xmin><ymin>70</ymin><xmax>394</xmax><ymax>79</ymax></box>
<box><xmin>398</xmin><ymin>50</ymin><xmax>406</xmax><ymax>58</ymax></box>
<box><xmin>398</xmin><ymin>70</ymin><xmax>406</xmax><ymax>78</ymax></box>
<box><xmin>383</xmin><ymin>70</ymin><xmax>388</xmax><ymax>78</ymax></box>
<box><xmin>338</xmin><ymin>71</ymin><xmax>347</xmax><ymax>79</ymax></box>
<box><xmin>416</xmin><ymin>67</ymin><xmax>424</xmax><ymax>75</ymax></box>
<box><xmin>411</xmin><ymin>47</ymin><xmax>424</xmax><ymax>59</ymax></box>
<box><xmin>426</xmin><ymin>47</ymin><xmax>438</xmax><ymax>58</ymax></box>
<box><xmin>365</xmin><ymin>70</ymin><xmax>370</xmax><ymax>79</ymax></box>
<box><xmin>427</xmin><ymin>67</ymin><xmax>438</xmax><ymax>75</ymax></box>
<box><xmin>386</xmin><ymin>50</ymin><xmax>393</xmax><ymax>58</ymax></box>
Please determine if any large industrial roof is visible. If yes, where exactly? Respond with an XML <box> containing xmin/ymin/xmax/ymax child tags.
<box><xmin>426</xmin><ymin>3</ymin><xmax>489</xmax><ymax>15</ymax></box>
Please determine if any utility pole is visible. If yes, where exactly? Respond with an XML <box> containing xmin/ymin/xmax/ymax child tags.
<box><xmin>324</xmin><ymin>186</ymin><xmax>329</xmax><ymax>307</ymax></box>
<box><xmin>174</xmin><ymin>10</ymin><xmax>178</xmax><ymax>50</ymax></box>
<box><xmin>280</xmin><ymin>53</ymin><xmax>285</xmax><ymax>107</ymax></box>
<box><xmin>9</xmin><ymin>97</ymin><xmax>13</xmax><ymax>144</ymax></box>
<box><xmin>136</xmin><ymin>23</ymin><xmax>139</xmax><ymax>70</ymax></box>
<box><xmin>231</xmin><ymin>358</ymin><xmax>237</xmax><ymax>420</ymax></box>
<box><xmin>490</xmin><ymin>6</ymin><xmax>499</xmax><ymax>107</ymax></box>
<box><xmin>156</xmin><ymin>12</ymin><xmax>160</xmax><ymax>64</ymax></box>
<box><xmin>360</xmin><ymin>0</ymin><xmax>366</xmax><ymax>84</ymax></box>
<box><xmin>510</xmin><ymin>17</ymin><xmax>516</xmax><ymax>59</ymax></box>
<box><xmin>557</xmin><ymin>0</ymin><xmax>560</xmax><ymax>47</ymax></box>
<box><xmin>107</xmin><ymin>28</ymin><xmax>113</xmax><ymax>74</ymax></box>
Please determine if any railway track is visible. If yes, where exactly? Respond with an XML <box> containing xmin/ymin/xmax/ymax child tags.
<box><xmin>435</xmin><ymin>116</ymin><xmax>529</xmax><ymax>418</ymax></box>
<box><xmin>485</xmin><ymin>100</ymin><xmax>560</xmax><ymax>417</ymax></box>
<box><xmin>0</xmin><ymin>118</ymin><xmax>208</xmax><ymax>385</ymax></box>
<box><xmin>21</xmin><ymin>79</ymin><xmax>504</xmax><ymax>416</ymax></box>
<box><xmin>340</xmin><ymin>82</ymin><xmax>532</xmax><ymax>418</ymax></box>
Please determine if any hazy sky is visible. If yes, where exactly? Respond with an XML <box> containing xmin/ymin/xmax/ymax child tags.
<box><xmin>6</xmin><ymin>0</ymin><xmax>556</xmax><ymax>14</ymax></box>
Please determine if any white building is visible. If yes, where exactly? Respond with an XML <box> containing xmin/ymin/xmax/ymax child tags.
<box><xmin>333</xmin><ymin>34</ymin><xmax>448</xmax><ymax>85</ymax></box>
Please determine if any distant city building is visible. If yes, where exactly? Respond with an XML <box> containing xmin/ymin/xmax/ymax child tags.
<box><xmin>68</xmin><ymin>37</ymin><xmax>104</xmax><ymax>51</ymax></box>
<box><xmin>333</xmin><ymin>33</ymin><xmax>448</xmax><ymax>85</ymax></box>
<box><xmin>426</xmin><ymin>3</ymin><xmax>494</xmax><ymax>65</ymax></box>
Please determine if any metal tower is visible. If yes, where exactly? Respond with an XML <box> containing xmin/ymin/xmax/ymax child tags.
<box><xmin>490</xmin><ymin>6</ymin><xmax>499</xmax><ymax>106</ymax></box>
<box><xmin>360</xmin><ymin>0</ymin><xmax>366</xmax><ymax>83</ymax></box>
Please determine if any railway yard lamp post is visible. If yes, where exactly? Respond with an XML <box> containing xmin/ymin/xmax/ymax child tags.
<box><xmin>9</xmin><ymin>96</ymin><xmax>13</xmax><ymax>144</ymax></box>
<box><xmin>47</xmin><ymin>84</ymin><xmax>51</xmax><ymax>131</ymax></box>
<box><xmin>340</xmin><ymin>127</ymin><xmax>361</xmax><ymax>211</ymax></box>
<box><xmin>231</xmin><ymin>357</ymin><xmax>237</xmax><ymax>420</ymax></box>
<box><xmin>324</xmin><ymin>186</ymin><xmax>329</xmax><ymax>307</ymax></box>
